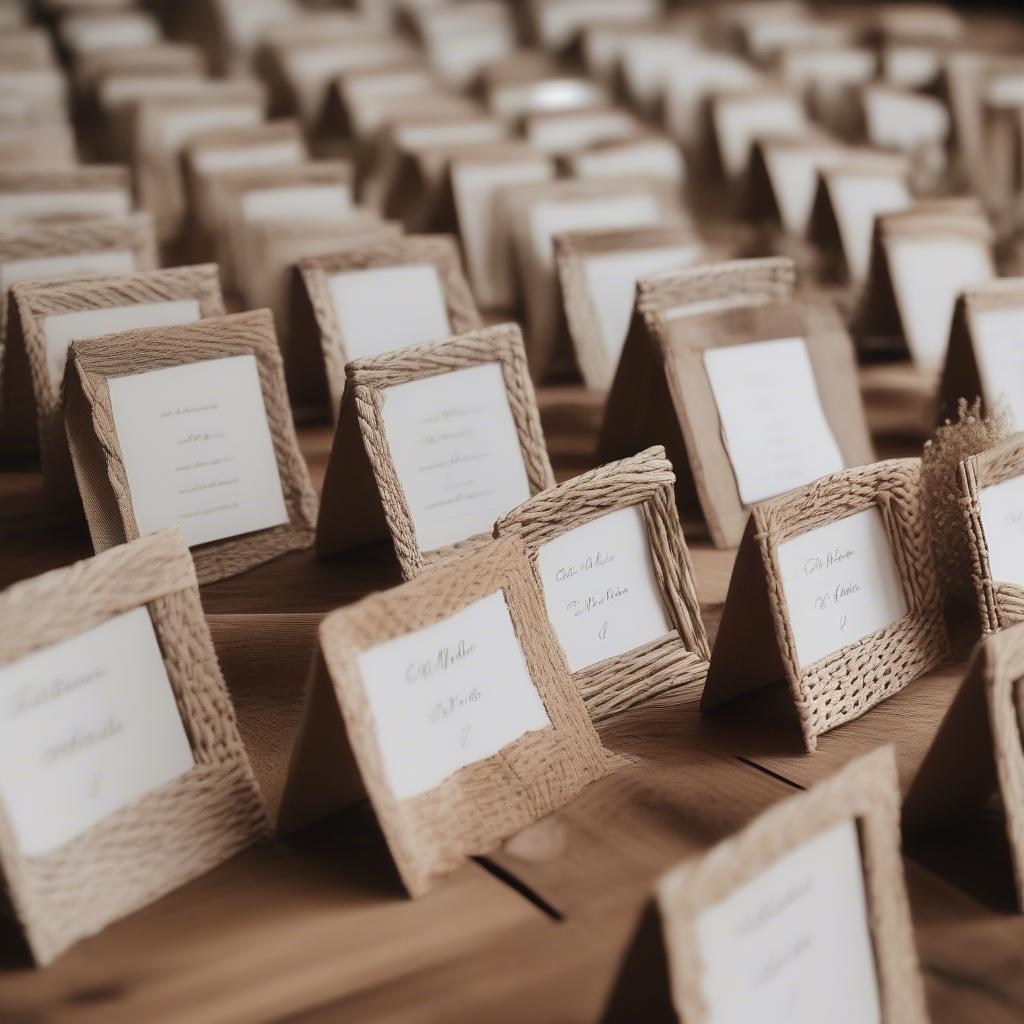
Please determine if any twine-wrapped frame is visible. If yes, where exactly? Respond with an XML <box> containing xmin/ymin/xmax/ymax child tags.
<box><xmin>280</xmin><ymin>535</ymin><xmax>611</xmax><ymax>896</ymax></box>
<box><xmin>0</xmin><ymin>528</ymin><xmax>269</xmax><ymax>966</ymax></box>
<box><xmin>554</xmin><ymin>225</ymin><xmax>702</xmax><ymax>391</ymax></box>
<box><xmin>5</xmin><ymin>264</ymin><xmax>225</xmax><ymax>492</ymax></box>
<box><xmin>494</xmin><ymin>446</ymin><xmax>710</xmax><ymax>723</ymax></box>
<box><xmin>64</xmin><ymin>309</ymin><xmax>318</xmax><ymax>585</ymax></box>
<box><xmin>297</xmin><ymin>234</ymin><xmax>481</xmax><ymax>416</ymax></box>
<box><xmin>316</xmin><ymin>322</ymin><xmax>555</xmax><ymax>579</ymax></box>
<box><xmin>604</xmin><ymin>747</ymin><xmax>927</xmax><ymax>1023</ymax></box>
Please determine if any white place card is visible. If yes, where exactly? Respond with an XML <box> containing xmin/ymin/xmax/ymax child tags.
<box><xmin>696</xmin><ymin>819</ymin><xmax>882</xmax><ymax>1024</ymax></box>
<box><xmin>865</xmin><ymin>89</ymin><xmax>949</xmax><ymax>154</ymax></box>
<box><xmin>0</xmin><ymin>605</ymin><xmax>194</xmax><ymax>856</ymax></box>
<box><xmin>107</xmin><ymin>354</ymin><xmax>289</xmax><ymax>547</ymax></box>
<box><xmin>889</xmin><ymin>238</ymin><xmax>993</xmax><ymax>368</ymax></box>
<box><xmin>379</xmin><ymin>362</ymin><xmax>532</xmax><ymax>552</ymax></box>
<box><xmin>0</xmin><ymin>249</ymin><xmax>136</xmax><ymax>301</ymax></box>
<box><xmin>191</xmin><ymin>140</ymin><xmax>305</xmax><ymax>175</ymax></box>
<box><xmin>42</xmin><ymin>299</ymin><xmax>202</xmax><ymax>390</ymax></box>
<box><xmin>713</xmin><ymin>95</ymin><xmax>807</xmax><ymax>179</ymax></box>
<box><xmin>763</xmin><ymin>145</ymin><xmax>845</xmax><ymax>237</ymax></box>
<box><xmin>535</xmin><ymin>504</ymin><xmax>673</xmax><ymax>673</ymax></box>
<box><xmin>356</xmin><ymin>589</ymin><xmax>550</xmax><ymax>800</ymax></box>
<box><xmin>776</xmin><ymin>506</ymin><xmax>908</xmax><ymax>668</ymax></box>
<box><xmin>829</xmin><ymin>173</ymin><xmax>911</xmax><ymax>282</ymax></box>
<box><xmin>240</xmin><ymin>184</ymin><xmax>352</xmax><ymax>222</ymax></box>
<box><xmin>664</xmin><ymin>55</ymin><xmax>761</xmax><ymax>147</ymax></box>
<box><xmin>328</xmin><ymin>263</ymin><xmax>451</xmax><ymax>362</ymax></box>
<box><xmin>704</xmin><ymin>338</ymin><xmax>844</xmax><ymax>506</ymax></box>
<box><xmin>0</xmin><ymin>190</ymin><xmax>131</xmax><ymax>231</ymax></box>
<box><xmin>583</xmin><ymin>246</ymin><xmax>702</xmax><ymax>364</ymax></box>
<box><xmin>978</xmin><ymin>475</ymin><xmax>1024</xmax><ymax>587</ymax></box>
<box><xmin>572</xmin><ymin>139</ymin><xmax>685</xmax><ymax>184</ymax></box>
<box><xmin>973</xmin><ymin>305</ymin><xmax>1024</xmax><ymax>428</ymax></box>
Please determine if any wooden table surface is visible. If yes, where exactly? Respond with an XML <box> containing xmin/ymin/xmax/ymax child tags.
<box><xmin>0</xmin><ymin>375</ymin><xmax>1020</xmax><ymax>1024</ymax></box>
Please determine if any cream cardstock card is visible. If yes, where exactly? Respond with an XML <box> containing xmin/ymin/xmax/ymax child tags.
<box><xmin>703</xmin><ymin>338</ymin><xmax>845</xmax><ymax>506</ymax></box>
<box><xmin>889</xmin><ymin>237</ymin><xmax>994</xmax><ymax>368</ymax></box>
<box><xmin>695</xmin><ymin>819</ymin><xmax>882</xmax><ymax>1024</ymax></box>
<box><xmin>970</xmin><ymin>305</ymin><xmax>1024</xmax><ymax>428</ymax></box>
<box><xmin>240</xmin><ymin>183</ymin><xmax>352</xmax><ymax>222</ymax></box>
<box><xmin>0</xmin><ymin>249</ymin><xmax>136</xmax><ymax>301</ymax></box>
<box><xmin>356</xmin><ymin>589</ymin><xmax>550</xmax><ymax>801</ymax></box>
<box><xmin>978</xmin><ymin>476</ymin><xmax>1024</xmax><ymax>587</ymax></box>
<box><xmin>583</xmin><ymin>246</ymin><xmax>702</xmax><ymax>365</ymax></box>
<box><xmin>107</xmin><ymin>354</ymin><xmax>289</xmax><ymax>547</ymax></box>
<box><xmin>535</xmin><ymin>504</ymin><xmax>673</xmax><ymax>673</ymax></box>
<box><xmin>777</xmin><ymin>506</ymin><xmax>908</xmax><ymax>668</ymax></box>
<box><xmin>0</xmin><ymin>189</ymin><xmax>131</xmax><ymax>230</ymax></box>
<box><xmin>829</xmin><ymin>174</ymin><xmax>911</xmax><ymax>282</ymax></box>
<box><xmin>42</xmin><ymin>299</ymin><xmax>202</xmax><ymax>390</ymax></box>
<box><xmin>713</xmin><ymin>94</ymin><xmax>807</xmax><ymax>179</ymax></box>
<box><xmin>328</xmin><ymin>263</ymin><xmax>451</xmax><ymax>362</ymax></box>
<box><xmin>379</xmin><ymin>362</ymin><xmax>532</xmax><ymax>552</ymax></box>
<box><xmin>0</xmin><ymin>605</ymin><xmax>194</xmax><ymax>857</ymax></box>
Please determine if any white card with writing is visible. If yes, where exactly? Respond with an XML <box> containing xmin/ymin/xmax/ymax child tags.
<box><xmin>357</xmin><ymin>589</ymin><xmax>550</xmax><ymax>800</ymax></box>
<box><xmin>0</xmin><ymin>249</ymin><xmax>136</xmax><ymax>300</ymax></box>
<box><xmin>978</xmin><ymin>475</ymin><xmax>1024</xmax><ymax>587</ymax></box>
<box><xmin>379</xmin><ymin>362</ymin><xmax>532</xmax><ymax>552</ymax></box>
<box><xmin>328</xmin><ymin>264</ymin><xmax>451</xmax><ymax>362</ymax></box>
<box><xmin>889</xmin><ymin>237</ymin><xmax>993</xmax><ymax>369</ymax></box>
<box><xmin>536</xmin><ymin>504</ymin><xmax>673</xmax><ymax>672</ymax></box>
<box><xmin>583</xmin><ymin>246</ymin><xmax>701</xmax><ymax>364</ymax></box>
<box><xmin>107</xmin><ymin>354</ymin><xmax>289</xmax><ymax>547</ymax></box>
<box><xmin>972</xmin><ymin>305</ymin><xmax>1024</xmax><ymax>428</ymax></box>
<box><xmin>0</xmin><ymin>606</ymin><xmax>194</xmax><ymax>856</ymax></box>
<box><xmin>696</xmin><ymin>819</ymin><xmax>882</xmax><ymax>1024</ymax></box>
<box><xmin>0</xmin><ymin>189</ymin><xmax>130</xmax><ymax>231</ymax></box>
<box><xmin>43</xmin><ymin>299</ymin><xmax>202</xmax><ymax>389</ymax></box>
<box><xmin>713</xmin><ymin>95</ymin><xmax>807</xmax><ymax>179</ymax></box>
<box><xmin>777</xmin><ymin>507</ymin><xmax>908</xmax><ymax>668</ymax></box>
<box><xmin>240</xmin><ymin>184</ymin><xmax>352</xmax><ymax>222</ymax></box>
<box><xmin>828</xmin><ymin>173</ymin><xmax>910</xmax><ymax>282</ymax></box>
<box><xmin>704</xmin><ymin>338</ymin><xmax>844</xmax><ymax>506</ymax></box>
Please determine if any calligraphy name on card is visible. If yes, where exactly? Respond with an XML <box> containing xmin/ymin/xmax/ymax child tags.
<box><xmin>64</xmin><ymin>309</ymin><xmax>317</xmax><ymax>585</ymax></box>
<box><xmin>2</xmin><ymin>264</ymin><xmax>224</xmax><ymax>493</ymax></box>
<box><xmin>295</xmin><ymin>234</ymin><xmax>480</xmax><ymax>417</ymax></box>
<box><xmin>603</xmin><ymin>747</ymin><xmax>927</xmax><ymax>1024</ymax></box>
<box><xmin>316</xmin><ymin>323</ymin><xmax>555</xmax><ymax>579</ymax></box>
<box><xmin>495</xmin><ymin>446</ymin><xmax>709</xmax><ymax>723</ymax></box>
<box><xmin>277</xmin><ymin>536</ymin><xmax>611</xmax><ymax>894</ymax></box>
<box><xmin>0</xmin><ymin>528</ymin><xmax>268</xmax><ymax>965</ymax></box>
<box><xmin>702</xmin><ymin>459</ymin><xmax>949</xmax><ymax>751</ymax></box>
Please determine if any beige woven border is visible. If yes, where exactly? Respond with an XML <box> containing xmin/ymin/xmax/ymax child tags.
<box><xmin>314</xmin><ymin>535</ymin><xmax>611</xmax><ymax>896</ymax></box>
<box><xmin>8</xmin><ymin>264</ymin><xmax>225</xmax><ymax>489</ymax></box>
<box><xmin>317</xmin><ymin>322</ymin><xmax>555</xmax><ymax>579</ymax></box>
<box><xmin>653</xmin><ymin>746</ymin><xmax>927</xmax><ymax>1023</ymax></box>
<box><xmin>0</xmin><ymin>528</ymin><xmax>269</xmax><ymax>965</ymax></box>
<box><xmin>960</xmin><ymin>434</ymin><xmax>1024</xmax><ymax>633</ymax></box>
<box><xmin>555</xmin><ymin>226</ymin><xmax>702</xmax><ymax>391</ymax></box>
<box><xmin>298</xmin><ymin>235</ymin><xmax>482</xmax><ymax>414</ymax></box>
<box><xmin>66</xmin><ymin>309</ymin><xmax>318</xmax><ymax>586</ymax></box>
<box><xmin>757</xmin><ymin>458</ymin><xmax>949</xmax><ymax>750</ymax></box>
<box><xmin>494</xmin><ymin>446</ymin><xmax>710</xmax><ymax>723</ymax></box>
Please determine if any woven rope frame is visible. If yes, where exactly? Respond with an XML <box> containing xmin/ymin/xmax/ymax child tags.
<box><xmin>298</xmin><ymin>234</ymin><xmax>482</xmax><ymax>414</ymax></box>
<box><xmin>316</xmin><ymin>535</ymin><xmax>611</xmax><ymax>897</ymax></box>
<box><xmin>960</xmin><ymin>434</ymin><xmax>1024</xmax><ymax>633</ymax></box>
<box><xmin>494</xmin><ymin>446</ymin><xmax>710</xmax><ymax>724</ymax></box>
<box><xmin>756</xmin><ymin>458</ymin><xmax>949</xmax><ymax>751</ymax></box>
<box><xmin>343</xmin><ymin>322</ymin><xmax>555</xmax><ymax>579</ymax></box>
<box><xmin>0</xmin><ymin>165</ymin><xmax>130</xmax><ymax>217</ymax></box>
<box><xmin>555</xmin><ymin>226</ymin><xmax>702</xmax><ymax>391</ymax></box>
<box><xmin>655</xmin><ymin>746</ymin><xmax>927</xmax><ymax>1023</ymax></box>
<box><xmin>0</xmin><ymin>528</ymin><xmax>270</xmax><ymax>966</ymax></box>
<box><xmin>66</xmin><ymin>309</ymin><xmax>318</xmax><ymax>585</ymax></box>
<box><xmin>9</xmin><ymin>264</ymin><xmax>225</xmax><ymax>489</ymax></box>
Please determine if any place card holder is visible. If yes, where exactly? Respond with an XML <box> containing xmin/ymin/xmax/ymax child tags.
<box><xmin>905</xmin><ymin>622</ymin><xmax>1024</xmax><ymax>911</ymax></box>
<box><xmin>64</xmin><ymin>309</ymin><xmax>318</xmax><ymax>585</ymax></box>
<box><xmin>316</xmin><ymin>323</ymin><xmax>555</xmax><ymax>579</ymax></box>
<box><xmin>294</xmin><ymin>235</ymin><xmax>481</xmax><ymax>418</ymax></box>
<box><xmin>555</xmin><ymin>225</ymin><xmax>703</xmax><ymax>391</ymax></box>
<box><xmin>702</xmin><ymin>459</ymin><xmax>949</xmax><ymax>751</ymax></box>
<box><xmin>3</xmin><ymin>264</ymin><xmax>225</xmax><ymax>501</ymax></box>
<box><xmin>600</xmin><ymin>257</ymin><xmax>873</xmax><ymax>548</ymax></box>
<box><xmin>0</xmin><ymin>528</ymin><xmax>270</xmax><ymax>965</ymax></box>
<box><xmin>603</xmin><ymin>746</ymin><xmax>927</xmax><ymax>1023</ymax></box>
<box><xmin>494</xmin><ymin>446</ymin><xmax>710</xmax><ymax>723</ymax></box>
<box><xmin>276</xmin><ymin>535</ymin><xmax>612</xmax><ymax>893</ymax></box>
<box><xmin>854</xmin><ymin>200</ymin><xmax>996</xmax><ymax>368</ymax></box>
<box><xmin>0</xmin><ymin>165</ymin><xmax>133</xmax><ymax>231</ymax></box>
